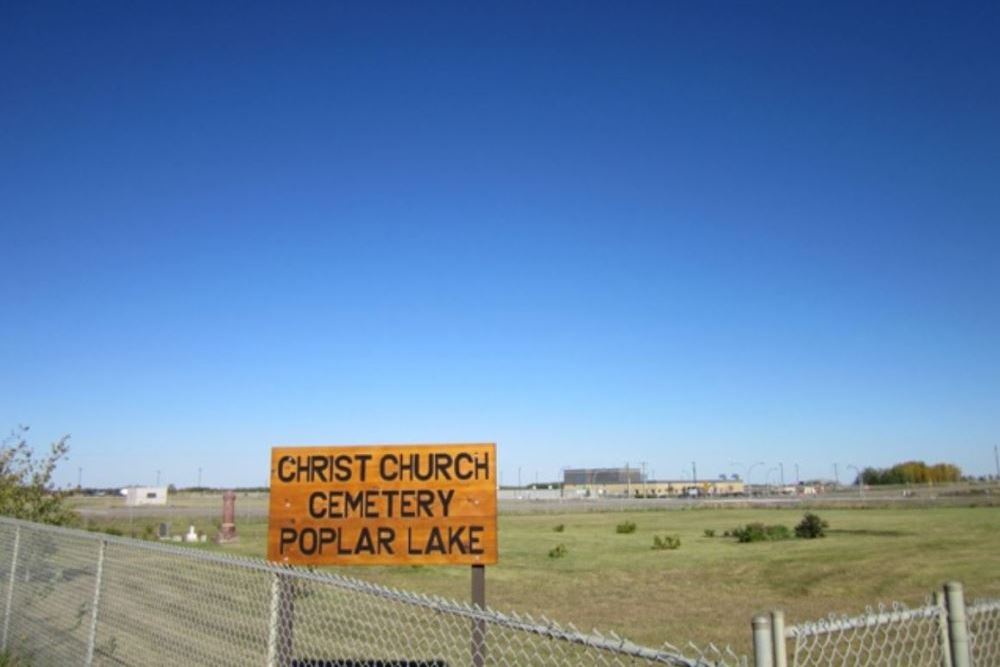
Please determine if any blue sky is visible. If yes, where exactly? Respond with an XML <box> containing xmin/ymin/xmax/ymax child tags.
<box><xmin>2</xmin><ymin>2</ymin><xmax>998</xmax><ymax>488</ymax></box>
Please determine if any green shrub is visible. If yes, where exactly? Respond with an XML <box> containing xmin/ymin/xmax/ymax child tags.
<box><xmin>615</xmin><ymin>521</ymin><xmax>637</xmax><ymax>534</ymax></box>
<box><xmin>548</xmin><ymin>544</ymin><xmax>567</xmax><ymax>559</ymax></box>
<box><xmin>795</xmin><ymin>513</ymin><xmax>829</xmax><ymax>539</ymax></box>
<box><xmin>553</xmin><ymin>524</ymin><xmax>565</xmax><ymax>533</ymax></box>
<box><xmin>0</xmin><ymin>426</ymin><xmax>78</xmax><ymax>527</ymax></box>
<box><xmin>732</xmin><ymin>522</ymin><xmax>791</xmax><ymax>543</ymax></box>
<box><xmin>103</xmin><ymin>527</ymin><xmax>123</xmax><ymax>537</ymax></box>
<box><xmin>652</xmin><ymin>534</ymin><xmax>681</xmax><ymax>550</ymax></box>
<box><xmin>703</xmin><ymin>529</ymin><xmax>716</xmax><ymax>538</ymax></box>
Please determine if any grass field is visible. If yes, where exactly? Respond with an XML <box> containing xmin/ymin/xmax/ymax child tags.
<box><xmin>74</xmin><ymin>497</ymin><xmax>1000</xmax><ymax>652</ymax></box>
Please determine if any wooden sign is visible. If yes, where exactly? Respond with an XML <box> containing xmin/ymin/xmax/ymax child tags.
<box><xmin>267</xmin><ymin>443</ymin><xmax>497</xmax><ymax>566</ymax></box>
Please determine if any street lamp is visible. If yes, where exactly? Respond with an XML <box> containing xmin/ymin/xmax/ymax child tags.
<box><xmin>765</xmin><ymin>467</ymin><xmax>779</xmax><ymax>496</ymax></box>
<box><xmin>747</xmin><ymin>461</ymin><xmax>765</xmax><ymax>498</ymax></box>
<box><xmin>846</xmin><ymin>465</ymin><xmax>863</xmax><ymax>499</ymax></box>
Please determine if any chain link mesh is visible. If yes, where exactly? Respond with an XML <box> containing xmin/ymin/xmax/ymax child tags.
<box><xmin>0</xmin><ymin>518</ymin><xmax>745</xmax><ymax>667</ymax></box>
<box><xmin>969</xmin><ymin>599</ymin><xmax>1000</xmax><ymax>666</ymax></box>
<box><xmin>786</xmin><ymin>601</ymin><xmax>949</xmax><ymax>667</ymax></box>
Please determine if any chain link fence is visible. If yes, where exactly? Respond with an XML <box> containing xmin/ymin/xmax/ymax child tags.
<box><xmin>758</xmin><ymin>583</ymin><xmax>1000</xmax><ymax>667</ymax></box>
<box><xmin>969</xmin><ymin>599</ymin><xmax>1000</xmax><ymax>667</ymax></box>
<box><xmin>0</xmin><ymin>518</ymin><xmax>745</xmax><ymax>667</ymax></box>
<box><xmin>4</xmin><ymin>516</ymin><xmax>998</xmax><ymax>667</ymax></box>
<box><xmin>783</xmin><ymin>602</ymin><xmax>948</xmax><ymax>667</ymax></box>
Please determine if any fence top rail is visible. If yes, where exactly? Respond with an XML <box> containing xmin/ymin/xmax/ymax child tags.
<box><xmin>0</xmin><ymin>516</ymin><xmax>736</xmax><ymax>666</ymax></box>
<box><xmin>968</xmin><ymin>598</ymin><xmax>1000</xmax><ymax>614</ymax></box>
<box><xmin>785</xmin><ymin>602</ymin><xmax>943</xmax><ymax>639</ymax></box>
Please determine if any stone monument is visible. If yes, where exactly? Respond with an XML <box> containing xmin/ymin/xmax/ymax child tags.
<box><xmin>216</xmin><ymin>490</ymin><xmax>239</xmax><ymax>543</ymax></box>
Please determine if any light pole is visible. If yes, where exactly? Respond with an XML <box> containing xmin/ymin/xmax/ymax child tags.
<box><xmin>846</xmin><ymin>465</ymin><xmax>863</xmax><ymax>498</ymax></box>
<box><xmin>747</xmin><ymin>461</ymin><xmax>765</xmax><ymax>498</ymax></box>
<box><xmin>156</xmin><ymin>469</ymin><xmax>161</xmax><ymax>487</ymax></box>
<box><xmin>766</xmin><ymin>467</ymin><xmax>779</xmax><ymax>496</ymax></box>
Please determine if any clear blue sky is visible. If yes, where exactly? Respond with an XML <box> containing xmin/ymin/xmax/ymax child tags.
<box><xmin>2</xmin><ymin>2</ymin><xmax>998</xmax><ymax>489</ymax></box>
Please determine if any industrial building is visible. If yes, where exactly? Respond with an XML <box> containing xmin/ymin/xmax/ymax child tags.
<box><xmin>563</xmin><ymin>467</ymin><xmax>643</xmax><ymax>486</ymax></box>
<box><xmin>562</xmin><ymin>468</ymin><xmax>745</xmax><ymax>498</ymax></box>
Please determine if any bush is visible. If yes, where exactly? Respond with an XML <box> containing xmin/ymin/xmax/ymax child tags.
<box><xmin>704</xmin><ymin>529</ymin><xmax>716</xmax><ymax>538</ymax></box>
<box><xmin>795</xmin><ymin>513</ymin><xmax>829</xmax><ymax>539</ymax></box>
<box><xmin>553</xmin><ymin>524</ymin><xmax>565</xmax><ymax>533</ymax></box>
<box><xmin>0</xmin><ymin>425</ymin><xmax>77</xmax><ymax>526</ymax></box>
<box><xmin>652</xmin><ymin>535</ymin><xmax>681</xmax><ymax>550</ymax></box>
<box><xmin>615</xmin><ymin>521</ymin><xmax>637</xmax><ymax>534</ymax></box>
<box><xmin>732</xmin><ymin>522</ymin><xmax>791</xmax><ymax>543</ymax></box>
<box><xmin>548</xmin><ymin>544</ymin><xmax>567</xmax><ymax>559</ymax></box>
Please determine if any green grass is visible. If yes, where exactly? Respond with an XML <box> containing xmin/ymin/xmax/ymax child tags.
<box><xmin>70</xmin><ymin>500</ymin><xmax>1000</xmax><ymax>653</ymax></box>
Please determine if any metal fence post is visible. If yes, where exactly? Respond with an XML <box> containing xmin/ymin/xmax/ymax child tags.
<box><xmin>267</xmin><ymin>572</ymin><xmax>295</xmax><ymax>667</ymax></box>
<box><xmin>945</xmin><ymin>582</ymin><xmax>971</xmax><ymax>667</ymax></box>
<box><xmin>753</xmin><ymin>614</ymin><xmax>774</xmax><ymax>667</ymax></box>
<box><xmin>934</xmin><ymin>591</ymin><xmax>954</xmax><ymax>667</ymax></box>
<box><xmin>471</xmin><ymin>564</ymin><xmax>486</xmax><ymax>667</ymax></box>
<box><xmin>84</xmin><ymin>539</ymin><xmax>107</xmax><ymax>667</ymax></box>
<box><xmin>1</xmin><ymin>525</ymin><xmax>21</xmax><ymax>652</ymax></box>
<box><xmin>770</xmin><ymin>610</ymin><xmax>787</xmax><ymax>667</ymax></box>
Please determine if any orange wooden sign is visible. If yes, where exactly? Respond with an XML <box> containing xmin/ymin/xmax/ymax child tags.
<box><xmin>267</xmin><ymin>443</ymin><xmax>497</xmax><ymax>566</ymax></box>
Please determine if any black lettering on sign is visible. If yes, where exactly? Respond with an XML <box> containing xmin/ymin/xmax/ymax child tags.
<box><xmin>356</xmin><ymin>453</ymin><xmax>372</xmax><ymax>481</ymax></box>
<box><xmin>280</xmin><ymin>528</ymin><xmax>296</xmax><ymax>553</ymax></box>
<box><xmin>268</xmin><ymin>444</ymin><xmax>497</xmax><ymax>565</ymax></box>
<box><xmin>377</xmin><ymin>527</ymin><xmax>395</xmax><ymax>554</ymax></box>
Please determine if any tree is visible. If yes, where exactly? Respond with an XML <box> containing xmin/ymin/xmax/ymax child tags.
<box><xmin>0</xmin><ymin>425</ymin><xmax>78</xmax><ymax>525</ymax></box>
<box><xmin>858</xmin><ymin>460</ymin><xmax>962</xmax><ymax>486</ymax></box>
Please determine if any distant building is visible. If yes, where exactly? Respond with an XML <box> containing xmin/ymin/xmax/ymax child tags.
<box><xmin>563</xmin><ymin>468</ymin><xmax>643</xmax><ymax>485</ymax></box>
<box><xmin>562</xmin><ymin>468</ymin><xmax>744</xmax><ymax>498</ymax></box>
<box><xmin>121</xmin><ymin>486</ymin><xmax>169</xmax><ymax>506</ymax></box>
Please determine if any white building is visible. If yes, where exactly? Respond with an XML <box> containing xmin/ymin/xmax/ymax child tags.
<box><xmin>121</xmin><ymin>486</ymin><xmax>169</xmax><ymax>506</ymax></box>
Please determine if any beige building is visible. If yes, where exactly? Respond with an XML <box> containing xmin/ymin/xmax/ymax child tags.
<box><xmin>562</xmin><ymin>468</ymin><xmax>745</xmax><ymax>498</ymax></box>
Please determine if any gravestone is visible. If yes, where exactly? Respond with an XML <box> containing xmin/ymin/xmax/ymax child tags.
<box><xmin>216</xmin><ymin>490</ymin><xmax>239</xmax><ymax>543</ymax></box>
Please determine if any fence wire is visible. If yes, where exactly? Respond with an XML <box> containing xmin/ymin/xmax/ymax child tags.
<box><xmin>0</xmin><ymin>518</ymin><xmax>745</xmax><ymax>667</ymax></box>
<box><xmin>969</xmin><ymin>599</ymin><xmax>1000</xmax><ymax>667</ymax></box>
<box><xmin>785</xmin><ymin>601</ymin><xmax>949</xmax><ymax>667</ymax></box>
